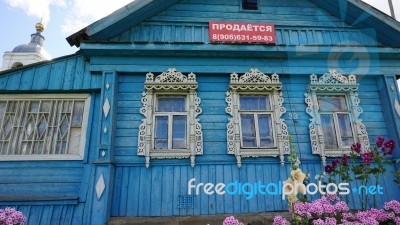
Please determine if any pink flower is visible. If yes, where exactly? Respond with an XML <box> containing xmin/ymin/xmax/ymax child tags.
<box><xmin>326</xmin><ymin>194</ymin><xmax>340</xmax><ymax>201</ymax></box>
<box><xmin>313</xmin><ymin>218</ymin><xmax>324</xmax><ymax>225</ymax></box>
<box><xmin>273</xmin><ymin>215</ymin><xmax>289</xmax><ymax>225</ymax></box>
<box><xmin>223</xmin><ymin>216</ymin><xmax>245</xmax><ymax>225</ymax></box>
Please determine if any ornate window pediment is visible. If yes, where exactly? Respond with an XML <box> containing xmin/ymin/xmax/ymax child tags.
<box><xmin>305</xmin><ymin>70</ymin><xmax>370</xmax><ymax>165</ymax></box>
<box><xmin>138</xmin><ymin>68</ymin><xmax>203</xmax><ymax>168</ymax></box>
<box><xmin>226</xmin><ymin>69</ymin><xmax>290</xmax><ymax>167</ymax></box>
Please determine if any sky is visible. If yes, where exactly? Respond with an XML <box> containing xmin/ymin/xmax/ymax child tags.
<box><xmin>0</xmin><ymin>0</ymin><xmax>399</xmax><ymax>60</ymax></box>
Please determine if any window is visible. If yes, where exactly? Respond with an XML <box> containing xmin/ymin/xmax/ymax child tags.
<box><xmin>0</xmin><ymin>94</ymin><xmax>90</xmax><ymax>160</ymax></box>
<box><xmin>242</xmin><ymin>0</ymin><xmax>258</xmax><ymax>10</ymax></box>
<box><xmin>318</xmin><ymin>95</ymin><xmax>354</xmax><ymax>149</ymax></box>
<box><xmin>239</xmin><ymin>95</ymin><xmax>274</xmax><ymax>148</ymax></box>
<box><xmin>11</xmin><ymin>62</ymin><xmax>23</xmax><ymax>69</ymax></box>
<box><xmin>226</xmin><ymin>69</ymin><xmax>290</xmax><ymax>167</ymax></box>
<box><xmin>138</xmin><ymin>68</ymin><xmax>203</xmax><ymax>168</ymax></box>
<box><xmin>154</xmin><ymin>95</ymin><xmax>187</xmax><ymax>150</ymax></box>
<box><xmin>305</xmin><ymin>70</ymin><xmax>370</xmax><ymax>165</ymax></box>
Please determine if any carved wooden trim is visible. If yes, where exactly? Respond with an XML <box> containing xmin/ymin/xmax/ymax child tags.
<box><xmin>138</xmin><ymin>68</ymin><xmax>203</xmax><ymax>168</ymax></box>
<box><xmin>305</xmin><ymin>70</ymin><xmax>370</xmax><ymax>165</ymax></box>
<box><xmin>226</xmin><ymin>69</ymin><xmax>290</xmax><ymax>167</ymax></box>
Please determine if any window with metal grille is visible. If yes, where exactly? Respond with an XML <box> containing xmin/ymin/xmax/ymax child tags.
<box><xmin>0</xmin><ymin>94</ymin><xmax>90</xmax><ymax>160</ymax></box>
<box><xmin>242</xmin><ymin>0</ymin><xmax>259</xmax><ymax>10</ymax></box>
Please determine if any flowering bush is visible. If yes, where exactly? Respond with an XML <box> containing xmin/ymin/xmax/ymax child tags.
<box><xmin>322</xmin><ymin>137</ymin><xmax>396</xmax><ymax>209</ymax></box>
<box><xmin>272</xmin><ymin>137</ymin><xmax>400</xmax><ymax>225</ymax></box>
<box><xmin>0</xmin><ymin>208</ymin><xmax>26</xmax><ymax>225</ymax></box>
<box><xmin>223</xmin><ymin>216</ymin><xmax>244</xmax><ymax>225</ymax></box>
<box><xmin>273</xmin><ymin>197</ymin><xmax>400</xmax><ymax>225</ymax></box>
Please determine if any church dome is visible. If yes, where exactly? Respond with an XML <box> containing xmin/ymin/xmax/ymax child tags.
<box><xmin>12</xmin><ymin>43</ymin><xmax>43</xmax><ymax>53</ymax></box>
<box><xmin>12</xmin><ymin>21</ymin><xmax>46</xmax><ymax>54</ymax></box>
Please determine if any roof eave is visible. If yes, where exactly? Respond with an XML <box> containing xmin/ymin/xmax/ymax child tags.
<box><xmin>66</xmin><ymin>0</ymin><xmax>181</xmax><ymax>47</ymax></box>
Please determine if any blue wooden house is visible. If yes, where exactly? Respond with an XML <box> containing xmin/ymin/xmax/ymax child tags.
<box><xmin>1</xmin><ymin>0</ymin><xmax>400</xmax><ymax>224</ymax></box>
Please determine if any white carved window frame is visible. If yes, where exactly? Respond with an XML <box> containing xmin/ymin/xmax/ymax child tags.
<box><xmin>305</xmin><ymin>70</ymin><xmax>370</xmax><ymax>165</ymax></box>
<box><xmin>138</xmin><ymin>68</ymin><xmax>203</xmax><ymax>168</ymax></box>
<box><xmin>0</xmin><ymin>93</ymin><xmax>91</xmax><ymax>161</ymax></box>
<box><xmin>225</xmin><ymin>69</ymin><xmax>290</xmax><ymax>167</ymax></box>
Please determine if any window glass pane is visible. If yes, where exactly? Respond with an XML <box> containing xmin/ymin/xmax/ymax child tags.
<box><xmin>258</xmin><ymin>114</ymin><xmax>274</xmax><ymax>147</ymax></box>
<box><xmin>240</xmin><ymin>95</ymin><xmax>270</xmax><ymax>110</ymax></box>
<box><xmin>72</xmin><ymin>101</ymin><xmax>85</xmax><ymax>127</ymax></box>
<box><xmin>172</xmin><ymin>115</ymin><xmax>187</xmax><ymax>149</ymax></box>
<box><xmin>29</xmin><ymin>101</ymin><xmax>40</xmax><ymax>112</ymax></box>
<box><xmin>338</xmin><ymin>114</ymin><xmax>353</xmax><ymax>146</ymax></box>
<box><xmin>156</xmin><ymin>96</ymin><xmax>186</xmax><ymax>112</ymax></box>
<box><xmin>241</xmin><ymin>114</ymin><xmax>257</xmax><ymax>147</ymax></box>
<box><xmin>318</xmin><ymin>96</ymin><xmax>347</xmax><ymax>112</ymax></box>
<box><xmin>154</xmin><ymin>116</ymin><xmax>168</xmax><ymax>149</ymax></box>
<box><xmin>242</xmin><ymin>0</ymin><xmax>258</xmax><ymax>10</ymax></box>
<box><xmin>0</xmin><ymin>101</ymin><xmax>7</xmax><ymax>126</ymax></box>
<box><xmin>40</xmin><ymin>101</ymin><xmax>51</xmax><ymax>112</ymax></box>
<box><xmin>320</xmin><ymin>114</ymin><xmax>338</xmax><ymax>148</ymax></box>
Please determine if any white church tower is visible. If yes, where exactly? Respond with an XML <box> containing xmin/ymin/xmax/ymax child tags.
<box><xmin>1</xmin><ymin>21</ymin><xmax>51</xmax><ymax>71</ymax></box>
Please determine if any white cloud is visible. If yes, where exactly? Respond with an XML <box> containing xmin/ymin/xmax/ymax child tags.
<box><xmin>5</xmin><ymin>0</ymin><xmax>66</xmax><ymax>25</ymax></box>
<box><xmin>5</xmin><ymin>0</ymin><xmax>133</xmax><ymax>34</ymax></box>
<box><xmin>61</xmin><ymin>0</ymin><xmax>133</xmax><ymax>34</ymax></box>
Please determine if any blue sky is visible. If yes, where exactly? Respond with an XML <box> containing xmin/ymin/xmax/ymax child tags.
<box><xmin>0</xmin><ymin>0</ymin><xmax>399</xmax><ymax>60</ymax></box>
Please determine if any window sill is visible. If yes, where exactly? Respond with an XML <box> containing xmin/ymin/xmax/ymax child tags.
<box><xmin>239</xmin><ymin>148</ymin><xmax>280</xmax><ymax>157</ymax></box>
<box><xmin>0</xmin><ymin>154</ymin><xmax>84</xmax><ymax>161</ymax></box>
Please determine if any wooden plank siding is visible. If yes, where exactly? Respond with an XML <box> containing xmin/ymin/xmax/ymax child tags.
<box><xmin>0</xmin><ymin>54</ymin><xmax>101</xmax><ymax>92</ymax></box>
<box><xmin>109</xmin><ymin>0</ymin><xmax>379</xmax><ymax>46</ymax></box>
<box><xmin>0</xmin><ymin>54</ymin><xmax>102</xmax><ymax>225</ymax></box>
<box><xmin>110</xmin><ymin>164</ymin><xmax>400</xmax><ymax>216</ymax></box>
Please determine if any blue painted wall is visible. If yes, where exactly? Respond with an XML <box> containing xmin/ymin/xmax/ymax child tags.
<box><xmin>109</xmin><ymin>71</ymin><xmax>399</xmax><ymax>217</ymax></box>
<box><xmin>1</xmin><ymin>0</ymin><xmax>400</xmax><ymax>224</ymax></box>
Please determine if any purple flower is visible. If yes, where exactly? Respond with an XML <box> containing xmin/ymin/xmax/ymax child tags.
<box><xmin>351</xmin><ymin>142</ymin><xmax>362</xmax><ymax>154</ymax></box>
<box><xmin>367</xmin><ymin>152</ymin><xmax>374</xmax><ymax>159</ymax></box>
<box><xmin>325</xmin><ymin>165</ymin><xmax>333</xmax><ymax>173</ymax></box>
<box><xmin>376</xmin><ymin>136</ymin><xmax>385</xmax><ymax>148</ymax></box>
<box><xmin>342</xmin><ymin>154</ymin><xmax>349</xmax><ymax>166</ymax></box>
<box><xmin>332</xmin><ymin>158</ymin><xmax>339</xmax><ymax>169</ymax></box>
<box><xmin>361</xmin><ymin>152</ymin><xmax>374</xmax><ymax>165</ymax></box>
<box><xmin>384</xmin><ymin>139</ymin><xmax>395</xmax><ymax>151</ymax></box>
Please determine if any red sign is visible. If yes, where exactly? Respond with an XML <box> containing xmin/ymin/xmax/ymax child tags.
<box><xmin>209</xmin><ymin>21</ymin><xmax>276</xmax><ymax>44</ymax></box>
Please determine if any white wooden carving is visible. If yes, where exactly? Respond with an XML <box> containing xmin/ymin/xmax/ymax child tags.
<box><xmin>225</xmin><ymin>69</ymin><xmax>290</xmax><ymax>167</ymax></box>
<box><xmin>305</xmin><ymin>70</ymin><xmax>370</xmax><ymax>165</ymax></box>
<box><xmin>138</xmin><ymin>68</ymin><xmax>203</xmax><ymax>168</ymax></box>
